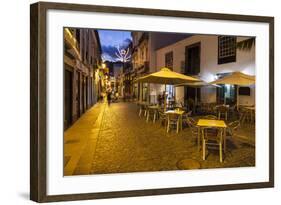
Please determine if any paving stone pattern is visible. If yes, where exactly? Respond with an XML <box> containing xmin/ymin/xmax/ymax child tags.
<box><xmin>64</xmin><ymin>102</ymin><xmax>255</xmax><ymax>176</ymax></box>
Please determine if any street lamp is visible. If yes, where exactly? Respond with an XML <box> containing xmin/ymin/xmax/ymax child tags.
<box><xmin>102</xmin><ymin>63</ymin><xmax>106</xmax><ymax>69</ymax></box>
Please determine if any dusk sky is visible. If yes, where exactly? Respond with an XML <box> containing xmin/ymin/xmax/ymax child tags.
<box><xmin>98</xmin><ymin>30</ymin><xmax>132</xmax><ymax>62</ymax></box>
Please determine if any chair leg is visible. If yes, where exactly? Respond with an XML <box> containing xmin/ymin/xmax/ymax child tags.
<box><xmin>139</xmin><ymin>109</ymin><xmax>142</xmax><ymax>117</ymax></box>
<box><xmin>153</xmin><ymin>112</ymin><xmax>156</xmax><ymax>123</ymax></box>
<box><xmin>167</xmin><ymin>121</ymin><xmax>169</xmax><ymax>133</ymax></box>
<box><xmin>203</xmin><ymin>138</ymin><xmax>206</xmax><ymax>160</ymax></box>
<box><xmin>176</xmin><ymin>120</ymin><xmax>179</xmax><ymax>133</ymax></box>
<box><xmin>219</xmin><ymin>143</ymin><xmax>223</xmax><ymax>163</ymax></box>
<box><xmin>197</xmin><ymin>128</ymin><xmax>201</xmax><ymax>151</ymax></box>
<box><xmin>146</xmin><ymin>112</ymin><xmax>149</xmax><ymax>122</ymax></box>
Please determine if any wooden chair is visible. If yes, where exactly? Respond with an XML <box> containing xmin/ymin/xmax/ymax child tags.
<box><xmin>238</xmin><ymin>107</ymin><xmax>251</xmax><ymax>125</ymax></box>
<box><xmin>182</xmin><ymin>111</ymin><xmax>192</xmax><ymax>126</ymax></box>
<box><xmin>186</xmin><ymin>117</ymin><xmax>197</xmax><ymax>128</ymax></box>
<box><xmin>202</xmin><ymin>127</ymin><xmax>224</xmax><ymax>163</ymax></box>
<box><xmin>158</xmin><ymin>110</ymin><xmax>167</xmax><ymax>127</ymax></box>
<box><xmin>227</xmin><ymin>120</ymin><xmax>240</xmax><ymax>134</ymax></box>
<box><xmin>166</xmin><ymin>113</ymin><xmax>180</xmax><ymax>133</ymax></box>
<box><xmin>146</xmin><ymin>107</ymin><xmax>158</xmax><ymax>123</ymax></box>
<box><xmin>138</xmin><ymin>104</ymin><xmax>145</xmax><ymax>117</ymax></box>
<box><xmin>186</xmin><ymin>117</ymin><xmax>199</xmax><ymax>142</ymax></box>
<box><xmin>227</xmin><ymin>120</ymin><xmax>240</xmax><ymax>141</ymax></box>
<box><xmin>216</xmin><ymin>105</ymin><xmax>229</xmax><ymax>121</ymax></box>
<box><xmin>229</xmin><ymin>104</ymin><xmax>237</xmax><ymax>119</ymax></box>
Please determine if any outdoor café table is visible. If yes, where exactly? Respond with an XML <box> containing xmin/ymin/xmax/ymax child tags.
<box><xmin>147</xmin><ymin>105</ymin><xmax>160</xmax><ymax>123</ymax></box>
<box><xmin>196</xmin><ymin>119</ymin><xmax>227</xmax><ymax>151</ymax></box>
<box><xmin>165</xmin><ymin>109</ymin><xmax>185</xmax><ymax>131</ymax></box>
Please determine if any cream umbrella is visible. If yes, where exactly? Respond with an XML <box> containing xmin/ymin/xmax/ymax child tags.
<box><xmin>136</xmin><ymin>67</ymin><xmax>200</xmax><ymax>111</ymax></box>
<box><xmin>137</xmin><ymin>67</ymin><xmax>200</xmax><ymax>84</ymax></box>
<box><xmin>209</xmin><ymin>71</ymin><xmax>255</xmax><ymax>107</ymax></box>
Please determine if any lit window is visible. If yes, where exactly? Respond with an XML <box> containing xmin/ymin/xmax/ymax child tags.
<box><xmin>218</xmin><ymin>36</ymin><xmax>236</xmax><ymax>64</ymax></box>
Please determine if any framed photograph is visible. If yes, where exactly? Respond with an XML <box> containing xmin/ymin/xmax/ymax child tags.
<box><xmin>30</xmin><ymin>1</ymin><xmax>274</xmax><ymax>202</ymax></box>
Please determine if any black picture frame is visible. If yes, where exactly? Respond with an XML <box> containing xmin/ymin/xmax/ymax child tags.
<box><xmin>30</xmin><ymin>1</ymin><xmax>274</xmax><ymax>202</ymax></box>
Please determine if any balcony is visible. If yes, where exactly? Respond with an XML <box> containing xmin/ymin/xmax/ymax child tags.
<box><xmin>64</xmin><ymin>28</ymin><xmax>81</xmax><ymax>60</ymax></box>
<box><xmin>136</xmin><ymin>61</ymin><xmax>149</xmax><ymax>74</ymax></box>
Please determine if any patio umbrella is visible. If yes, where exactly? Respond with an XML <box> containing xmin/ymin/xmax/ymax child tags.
<box><xmin>209</xmin><ymin>71</ymin><xmax>255</xmax><ymax>107</ymax></box>
<box><xmin>136</xmin><ymin>67</ymin><xmax>200</xmax><ymax>111</ymax></box>
<box><xmin>136</xmin><ymin>67</ymin><xmax>200</xmax><ymax>84</ymax></box>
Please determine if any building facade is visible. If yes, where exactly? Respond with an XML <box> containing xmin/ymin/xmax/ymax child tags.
<box><xmin>131</xmin><ymin>32</ymin><xmax>150</xmax><ymax>102</ymax></box>
<box><xmin>131</xmin><ymin>32</ymin><xmax>192</xmax><ymax>103</ymax></box>
<box><xmin>155</xmin><ymin>35</ymin><xmax>255</xmax><ymax>106</ymax></box>
<box><xmin>64</xmin><ymin>28</ymin><xmax>102</xmax><ymax>130</ymax></box>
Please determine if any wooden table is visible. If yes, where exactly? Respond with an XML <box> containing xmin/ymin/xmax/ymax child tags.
<box><xmin>165</xmin><ymin>110</ymin><xmax>185</xmax><ymax>132</ymax></box>
<box><xmin>197</xmin><ymin>119</ymin><xmax>227</xmax><ymax>151</ymax></box>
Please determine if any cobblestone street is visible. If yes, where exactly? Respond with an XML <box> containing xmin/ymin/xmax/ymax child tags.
<box><xmin>64</xmin><ymin>101</ymin><xmax>255</xmax><ymax>176</ymax></box>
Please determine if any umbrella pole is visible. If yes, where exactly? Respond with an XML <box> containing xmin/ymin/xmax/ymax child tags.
<box><xmin>195</xmin><ymin>88</ymin><xmax>198</xmax><ymax>113</ymax></box>
<box><xmin>164</xmin><ymin>84</ymin><xmax>167</xmax><ymax>112</ymax></box>
<box><xmin>237</xmin><ymin>86</ymin><xmax>239</xmax><ymax>110</ymax></box>
<box><xmin>224</xmin><ymin>86</ymin><xmax>226</xmax><ymax>105</ymax></box>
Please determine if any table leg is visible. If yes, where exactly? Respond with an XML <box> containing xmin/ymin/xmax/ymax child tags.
<box><xmin>223</xmin><ymin>128</ymin><xmax>226</xmax><ymax>153</ymax></box>
<box><xmin>180</xmin><ymin>115</ymin><xmax>183</xmax><ymax>131</ymax></box>
<box><xmin>198</xmin><ymin>127</ymin><xmax>200</xmax><ymax>151</ymax></box>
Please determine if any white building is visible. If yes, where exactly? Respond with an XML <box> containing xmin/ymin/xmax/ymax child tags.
<box><xmin>155</xmin><ymin>34</ymin><xmax>255</xmax><ymax>106</ymax></box>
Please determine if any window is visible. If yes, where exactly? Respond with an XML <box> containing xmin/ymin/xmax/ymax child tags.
<box><xmin>185</xmin><ymin>42</ymin><xmax>200</xmax><ymax>75</ymax></box>
<box><xmin>218</xmin><ymin>36</ymin><xmax>237</xmax><ymax>64</ymax></box>
<box><xmin>165</xmin><ymin>51</ymin><xmax>173</xmax><ymax>70</ymax></box>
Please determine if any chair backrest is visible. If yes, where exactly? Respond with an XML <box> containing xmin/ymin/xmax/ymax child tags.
<box><xmin>230</xmin><ymin>104</ymin><xmax>237</xmax><ymax>111</ymax></box>
<box><xmin>228</xmin><ymin>120</ymin><xmax>240</xmax><ymax>134</ymax></box>
<box><xmin>216</xmin><ymin>105</ymin><xmax>228</xmax><ymax>112</ymax></box>
<box><xmin>204</xmin><ymin>115</ymin><xmax>217</xmax><ymax>120</ymax></box>
<box><xmin>183</xmin><ymin>110</ymin><xmax>192</xmax><ymax>120</ymax></box>
<box><xmin>158</xmin><ymin>110</ymin><xmax>166</xmax><ymax>118</ymax></box>
<box><xmin>167</xmin><ymin>113</ymin><xmax>179</xmax><ymax>120</ymax></box>
<box><xmin>186</xmin><ymin>117</ymin><xmax>197</xmax><ymax>128</ymax></box>
<box><xmin>203</xmin><ymin>127</ymin><xmax>223</xmax><ymax>141</ymax></box>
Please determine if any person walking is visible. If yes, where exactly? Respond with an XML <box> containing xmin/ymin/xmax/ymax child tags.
<box><xmin>107</xmin><ymin>90</ymin><xmax>112</xmax><ymax>106</ymax></box>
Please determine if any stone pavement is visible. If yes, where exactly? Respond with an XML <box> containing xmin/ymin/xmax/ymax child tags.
<box><xmin>64</xmin><ymin>101</ymin><xmax>255</xmax><ymax>176</ymax></box>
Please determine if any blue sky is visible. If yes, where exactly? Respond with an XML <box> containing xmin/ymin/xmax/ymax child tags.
<box><xmin>98</xmin><ymin>30</ymin><xmax>132</xmax><ymax>62</ymax></box>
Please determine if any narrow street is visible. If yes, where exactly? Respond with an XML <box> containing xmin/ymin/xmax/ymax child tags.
<box><xmin>64</xmin><ymin>101</ymin><xmax>255</xmax><ymax>176</ymax></box>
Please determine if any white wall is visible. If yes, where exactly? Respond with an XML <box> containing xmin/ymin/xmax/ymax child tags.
<box><xmin>156</xmin><ymin>35</ymin><xmax>255</xmax><ymax>105</ymax></box>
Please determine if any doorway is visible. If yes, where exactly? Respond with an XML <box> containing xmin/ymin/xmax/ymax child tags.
<box><xmin>216</xmin><ymin>73</ymin><xmax>237</xmax><ymax>105</ymax></box>
<box><xmin>184</xmin><ymin>42</ymin><xmax>201</xmax><ymax>106</ymax></box>
<box><xmin>64</xmin><ymin>68</ymin><xmax>73</xmax><ymax>130</ymax></box>
<box><xmin>184</xmin><ymin>42</ymin><xmax>201</xmax><ymax>75</ymax></box>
